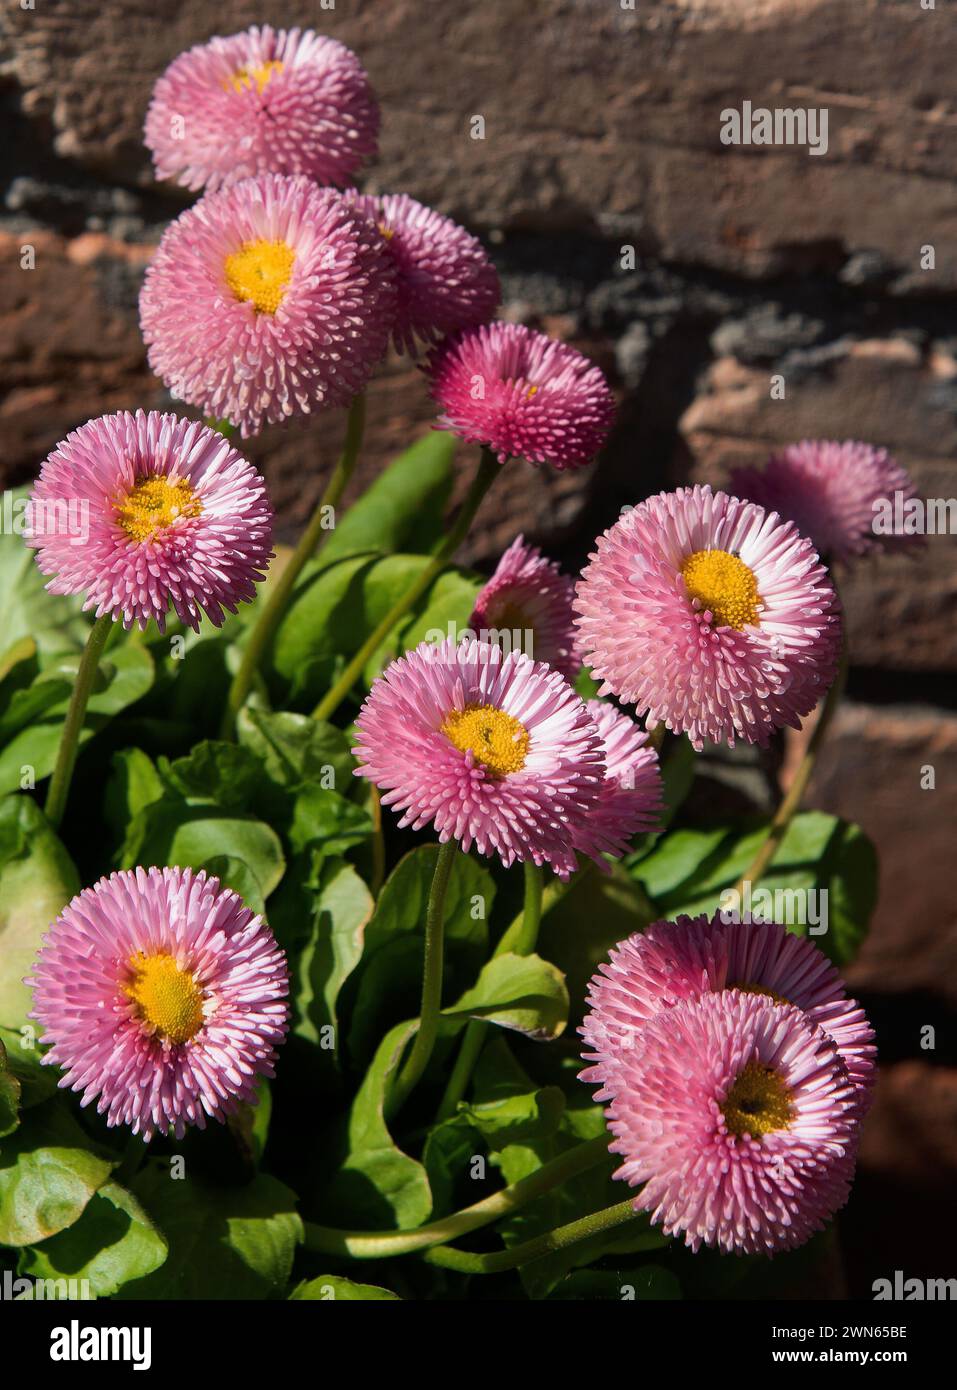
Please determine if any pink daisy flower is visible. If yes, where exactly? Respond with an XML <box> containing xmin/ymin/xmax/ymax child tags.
<box><xmin>145</xmin><ymin>26</ymin><xmax>379</xmax><ymax>193</ymax></box>
<box><xmin>426</xmin><ymin>322</ymin><xmax>616</xmax><ymax>469</ymax></box>
<box><xmin>730</xmin><ymin>439</ymin><xmax>922</xmax><ymax>564</ymax></box>
<box><xmin>469</xmin><ymin>534</ymin><xmax>579</xmax><ymax>681</ymax></box>
<box><xmin>592</xmin><ymin>991</ymin><xmax>860</xmax><ymax>1254</ymax></box>
<box><xmin>27</xmin><ymin>867</ymin><xmax>289</xmax><ymax>1142</ymax></box>
<box><xmin>572</xmin><ymin>700</ymin><xmax>664</xmax><ymax>865</ymax></box>
<box><xmin>139</xmin><ymin>174</ymin><xmax>396</xmax><ymax>438</ymax></box>
<box><xmin>25</xmin><ymin>410</ymin><xmax>273</xmax><ymax>632</ymax></box>
<box><xmin>581</xmin><ymin>914</ymin><xmax>875</xmax><ymax>1098</ymax></box>
<box><xmin>352</xmin><ymin>637</ymin><xmax>605</xmax><ymax>875</ymax></box>
<box><xmin>347</xmin><ymin>192</ymin><xmax>500</xmax><ymax>354</ymax></box>
<box><xmin>574</xmin><ymin>485</ymin><xmax>842</xmax><ymax>749</ymax></box>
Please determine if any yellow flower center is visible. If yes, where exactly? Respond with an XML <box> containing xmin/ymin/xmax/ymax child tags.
<box><xmin>680</xmin><ymin>548</ymin><xmax>761</xmax><ymax>629</ymax></box>
<box><xmin>721</xmin><ymin>1061</ymin><xmax>793</xmax><ymax>1139</ymax></box>
<box><xmin>115</xmin><ymin>476</ymin><xmax>202</xmax><ymax>543</ymax></box>
<box><xmin>224</xmin><ymin>239</ymin><xmax>296</xmax><ymax>315</ymax></box>
<box><xmin>224</xmin><ymin>60</ymin><xmax>284</xmax><ymax>94</ymax></box>
<box><xmin>123</xmin><ymin>952</ymin><xmax>204</xmax><ymax>1045</ymax></box>
<box><xmin>377</xmin><ymin>222</ymin><xmax>395</xmax><ymax>241</ymax></box>
<box><xmin>441</xmin><ymin>703</ymin><xmax>530</xmax><ymax>778</ymax></box>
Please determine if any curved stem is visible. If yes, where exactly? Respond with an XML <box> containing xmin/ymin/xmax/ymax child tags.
<box><xmin>731</xmin><ymin>642</ymin><xmax>848</xmax><ymax>899</ymax></box>
<box><xmin>311</xmin><ymin>446</ymin><xmax>501</xmax><ymax>722</ymax></box>
<box><xmin>44</xmin><ymin>613</ymin><xmax>113</xmax><ymax>830</ymax></box>
<box><xmin>437</xmin><ymin>862</ymin><xmax>549</xmax><ymax>1121</ymax></box>
<box><xmin>301</xmin><ymin>1134</ymin><xmax>611</xmax><ymax>1260</ymax></box>
<box><xmin>221</xmin><ymin>393</ymin><xmax>366</xmax><ymax>736</ymax></box>
<box><xmin>386</xmin><ymin>840</ymin><xmax>457</xmax><ymax>1119</ymax></box>
<box><xmin>369</xmin><ymin>786</ymin><xmax>385</xmax><ymax>899</ymax></box>
<box><xmin>423</xmin><ymin>1196</ymin><xmax>637</xmax><ymax>1274</ymax></box>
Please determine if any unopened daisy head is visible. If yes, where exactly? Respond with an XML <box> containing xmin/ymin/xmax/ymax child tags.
<box><xmin>572</xmin><ymin>701</ymin><xmax>663</xmax><ymax>866</ymax></box>
<box><xmin>593</xmin><ymin>991</ymin><xmax>859</xmax><ymax>1255</ymax></box>
<box><xmin>574</xmin><ymin>485</ymin><xmax>842</xmax><ymax>749</ymax></box>
<box><xmin>426</xmin><ymin>322</ymin><xmax>616</xmax><ymax>469</ymax></box>
<box><xmin>145</xmin><ymin>26</ymin><xmax>379</xmax><ymax>193</ymax></box>
<box><xmin>469</xmin><ymin>534</ymin><xmax>579</xmax><ymax>681</ymax></box>
<box><xmin>139</xmin><ymin>174</ymin><xmax>396</xmax><ymax>437</ymax></box>
<box><xmin>27</xmin><ymin>867</ymin><xmax>289</xmax><ymax>1141</ymax></box>
<box><xmin>347</xmin><ymin>192</ymin><xmax>500</xmax><ymax>354</ymax></box>
<box><xmin>730</xmin><ymin>439</ymin><xmax>922</xmax><ymax>564</ymax></box>
<box><xmin>25</xmin><ymin>410</ymin><xmax>273</xmax><ymax>632</ymax></box>
<box><xmin>352</xmin><ymin>636</ymin><xmax>605</xmax><ymax>875</ymax></box>
<box><xmin>581</xmin><ymin>913</ymin><xmax>875</xmax><ymax>1099</ymax></box>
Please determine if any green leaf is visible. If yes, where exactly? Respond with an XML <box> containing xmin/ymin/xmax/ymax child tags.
<box><xmin>103</xmin><ymin>748</ymin><xmax>165</xmax><ymax>848</ymax></box>
<box><xmin>124</xmin><ymin>1165</ymin><xmax>301</xmax><ymax>1300</ymax></box>
<box><xmin>316</xmin><ymin>432</ymin><xmax>456</xmax><ymax>567</ymax></box>
<box><xmin>444</xmin><ymin>952</ymin><xmax>569</xmax><ymax>1040</ymax></box>
<box><xmin>0</xmin><ymin>1027</ymin><xmax>58</xmax><ymax>1109</ymax></box>
<box><xmin>0</xmin><ymin>1101</ymin><xmax>115</xmax><ymax>1246</ymax></box>
<box><xmin>290</xmin><ymin>1275</ymin><xmax>401</xmax><ymax>1301</ymax></box>
<box><xmin>321</xmin><ymin>1019</ymin><xmax>432</xmax><ymax>1231</ymax></box>
<box><xmin>421</xmin><ymin>1114</ymin><xmax>480</xmax><ymax>1218</ymax></box>
<box><xmin>0</xmin><ymin>492</ymin><xmax>89</xmax><ymax>656</ymax></box>
<box><xmin>632</xmin><ymin>811</ymin><xmax>877</xmax><ymax>965</ymax></box>
<box><xmin>120</xmin><ymin>800</ymin><xmax>285</xmax><ymax>900</ymax></box>
<box><xmin>293</xmin><ymin>859</ymin><xmax>374</xmax><ymax>1053</ymax></box>
<box><xmin>0</xmin><ymin>794</ymin><xmax>80</xmax><ymax>1035</ymax></box>
<box><xmin>237</xmin><ymin>708</ymin><xmax>357</xmax><ymax>793</ymax></box>
<box><xmin>362</xmin><ymin>567</ymin><xmax>482</xmax><ymax>683</ymax></box>
<box><xmin>18</xmin><ymin>1180</ymin><xmax>168</xmax><ymax>1297</ymax></box>
<box><xmin>0</xmin><ymin>1039</ymin><xmax>21</xmax><ymax>1138</ymax></box>
<box><xmin>348</xmin><ymin>847</ymin><xmax>492</xmax><ymax>1059</ymax></box>
<box><xmin>457</xmin><ymin>1037</ymin><xmax>566</xmax><ymax>1153</ymax></box>
<box><xmin>161</xmin><ymin>740</ymin><xmax>266</xmax><ymax>812</ymax></box>
<box><xmin>0</xmin><ymin>644</ymin><xmax>155</xmax><ymax>796</ymax></box>
<box><xmin>200</xmin><ymin>855</ymin><xmax>267</xmax><ymax>917</ymax></box>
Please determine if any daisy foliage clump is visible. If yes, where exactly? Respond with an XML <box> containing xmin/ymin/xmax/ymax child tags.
<box><xmin>0</xmin><ymin>25</ymin><xmax>891</xmax><ymax>1309</ymax></box>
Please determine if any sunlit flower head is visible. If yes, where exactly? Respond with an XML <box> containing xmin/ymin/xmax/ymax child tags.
<box><xmin>25</xmin><ymin>410</ymin><xmax>273</xmax><ymax>632</ymax></box>
<box><xmin>589</xmin><ymin>990</ymin><xmax>860</xmax><ymax>1254</ymax></box>
<box><xmin>575</xmin><ymin>485</ymin><xmax>842</xmax><ymax>749</ymax></box>
<box><xmin>427</xmin><ymin>322</ymin><xmax>616</xmax><ymax>469</ymax></box>
<box><xmin>347</xmin><ymin>192</ymin><xmax>500</xmax><ymax>354</ymax></box>
<box><xmin>581</xmin><ymin>913</ymin><xmax>875</xmax><ymax>1099</ymax></box>
<box><xmin>145</xmin><ymin>26</ymin><xmax>379</xmax><ymax>193</ymax></box>
<box><xmin>28</xmin><ymin>867</ymin><xmax>289</xmax><ymax>1141</ymax></box>
<box><xmin>469</xmin><ymin>534</ymin><xmax>579</xmax><ymax>681</ymax></box>
<box><xmin>572</xmin><ymin>701</ymin><xmax>663</xmax><ymax>866</ymax></box>
<box><xmin>352</xmin><ymin>637</ymin><xmax>605</xmax><ymax>875</ymax></box>
<box><xmin>730</xmin><ymin>439</ymin><xmax>922</xmax><ymax>564</ymax></box>
<box><xmin>139</xmin><ymin>174</ymin><xmax>396</xmax><ymax>437</ymax></box>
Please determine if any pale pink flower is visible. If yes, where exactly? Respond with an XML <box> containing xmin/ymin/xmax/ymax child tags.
<box><xmin>25</xmin><ymin>410</ymin><xmax>273</xmax><ymax>632</ymax></box>
<box><xmin>139</xmin><ymin>174</ymin><xmax>396</xmax><ymax>437</ymax></box>
<box><xmin>145</xmin><ymin>26</ymin><xmax>379</xmax><ymax>192</ymax></box>
<box><xmin>575</xmin><ymin>485</ymin><xmax>842</xmax><ymax>749</ymax></box>
<box><xmin>469</xmin><ymin>535</ymin><xmax>579</xmax><ymax>681</ymax></box>
<box><xmin>28</xmin><ymin>867</ymin><xmax>289</xmax><ymax>1141</ymax></box>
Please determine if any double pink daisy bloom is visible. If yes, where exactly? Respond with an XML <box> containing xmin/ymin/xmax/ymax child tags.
<box><xmin>352</xmin><ymin>637</ymin><xmax>605</xmax><ymax>876</ymax></box>
<box><xmin>599</xmin><ymin>991</ymin><xmax>859</xmax><ymax>1256</ymax></box>
<box><xmin>25</xmin><ymin>410</ymin><xmax>273</xmax><ymax>632</ymax></box>
<box><xmin>575</xmin><ymin>485</ymin><xmax>842</xmax><ymax>749</ymax></box>
<box><xmin>580</xmin><ymin>915</ymin><xmax>875</xmax><ymax>1254</ymax></box>
<box><xmin>427</xmin><ymin>322</ymin><xmax>616</xmax><ymax>469</ymax></box>
<box><xmin>28</xmin><ymin>867</ymin><xmax>289</xmax><ymax>1141</ymax></box>
<box><xmin>730</xmin><ymin>438</ymin><xmax>922</xmax><ymax>565</ymax></box>
<box><xmin>347</xmin><ymin>192</ymin><xmax>501</xmax><ymax>354</ymax></box>
<box><xmin>140</xmin><ymin>174</ymin><xmax>396</xmax><ymax>437</ymax></box>
<box><xmin>145</xmin><ymin>26</ymin><xmax>380</xmax><ymax>193</ymax></box>
<box><xmin>469</xmin><ymin>534</ymin><xmax>579</xmax><ymax>682</ymax></box>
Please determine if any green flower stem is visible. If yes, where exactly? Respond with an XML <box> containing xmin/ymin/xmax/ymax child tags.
<box><xmin>44</xmin><ymin>612</ymin><xmax>113</xmax><ymax>831</ymax></box>
<box><xmin>301</xmin><ymin>1134</ymin><xmax>610</xmax><ymax>1260</ymax></box>
<box><xmin>221</xmin><ymin>393</ymin><xmax>366</xmax><ymax>737</ymax></box>
<box><xmin>436</xmin><ymin>861</ymin><xmax>549</xmax><ymax>1122</ymax></box>
<box><xmin>731</xmin><ymin>640</ymin><xmax>849</xmax><ymax>899</ymax></box>
<box><xmin>423</xmin><ymin>1195</ymin><xmax>637</xmax><ymax>1274</ymax></box>
<box><xmin>369</xmin><ymin>785</ymin><xmax>386</xmax><ymax>899</ymax></box>
<box><xmin>311</xmin><ymin>446</ymin><xmax>501</xmax><ymax>723</ymax></box>
<box><xmin>386</xmin><ymin>840</ymin><xmax>458</xmax><ymax>1119</ymax></box>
